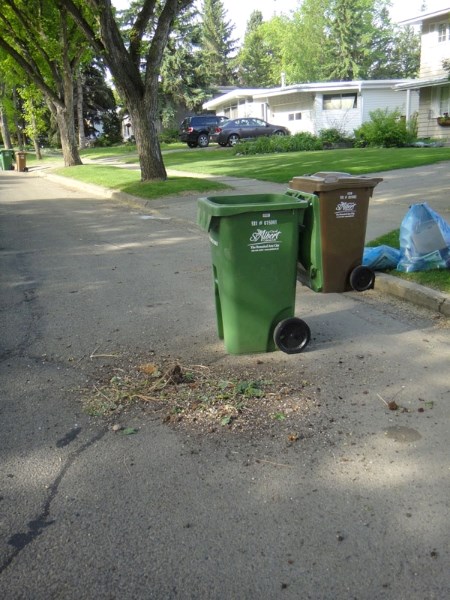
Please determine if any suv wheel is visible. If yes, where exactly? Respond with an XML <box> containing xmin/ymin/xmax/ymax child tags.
<box><xmin>197</xmin><ymin>133</ymin><xmax>209</xmax><ymax>148</ymax></box>
<box><xmin>228</xmin><ymin>134</ymin><xmax>240</xmax><ymax>146</ymax></box>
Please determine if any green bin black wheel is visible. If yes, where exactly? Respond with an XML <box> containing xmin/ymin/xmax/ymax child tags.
<box><xmin>273</xmin><ymin>318</ymin><xmax>311</xmax><ymax>354</ymax></box>
<box><xmin>349</xmin><ymin>265</ymin><xmax>375</xmax><ymax>292</ymax></box>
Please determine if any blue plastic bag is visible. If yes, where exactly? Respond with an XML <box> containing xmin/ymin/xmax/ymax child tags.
<box><xmin>397</xmin><ymin>203</ymin><xmax>450</xmax><ymax>272</ymax></box>
<box><xmin>363</xmin><ymin>245</ymin><xmax>401</xmax><ymax>271</ymax></box>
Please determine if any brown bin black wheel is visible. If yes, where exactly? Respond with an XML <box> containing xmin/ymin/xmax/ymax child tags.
<box><xmin>273</xmin><ymin>318</ymin><xmax>311</xmax><ymax>354</ymax></box>
<box><xmin>349</xmin><ymin>265</ymin><xmax>375</xmax><ymax>292</ymax></box>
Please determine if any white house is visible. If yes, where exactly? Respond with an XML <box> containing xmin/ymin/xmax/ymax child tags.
<box><xmin>203</xmin><ymin>80</ymin><xmax>419</xmax><ymax>136</ymax></box>
<box><xmin>396</xmin><ymin>7</ymin><xmax>450</xmax><ymax>140</ymax></box>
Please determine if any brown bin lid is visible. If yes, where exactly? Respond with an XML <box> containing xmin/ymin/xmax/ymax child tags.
<box><xmin>289</xmin><ymin>171</ymin><xmax>383</xmax><ymax>192</ymax></box>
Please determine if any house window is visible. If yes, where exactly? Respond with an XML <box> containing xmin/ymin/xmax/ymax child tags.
<box><xmin>437</xmin><ymin>21</ymin><xmax>450</xmax><ymax>43</ymax></box>
<box><xmin>438</xmin><ymin>22</ymin><xmax>449</xmax><ymax>43</ymax></box>
<box><xmin>288</xmin><ymin>112</ymin><xmax>302</xmax><ymax>121</ymax></box>
<box><xmin>439</xmin><ymin>86</ymin><xmax>450</xmax><ymax>115</ymax></box>
<box><xmin>323</xmin><ymin>93</ymin><xmax>357</xmax><ymax>110</ymax></box>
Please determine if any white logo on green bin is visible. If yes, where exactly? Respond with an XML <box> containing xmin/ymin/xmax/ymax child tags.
<box><xmin>249</xmin><ymin>229</ymin><xmax>282</xmax><ymax>252</ymax></box>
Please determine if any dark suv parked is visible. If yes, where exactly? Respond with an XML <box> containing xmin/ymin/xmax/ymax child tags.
<box><xmin>179</xmin><ymin>115</ymin><xmax>229</xmax><ymax>148</ymax></box>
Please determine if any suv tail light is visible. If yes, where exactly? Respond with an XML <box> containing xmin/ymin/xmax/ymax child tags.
<box><xmin>215</xmin><ymin>127</ymin><xmax>222</xmax><ymax>133</ymax></box>
<box><xmin>187</xmin><ymin>127</ymin><xmax>194</xmax><ymax>133</ymax></box>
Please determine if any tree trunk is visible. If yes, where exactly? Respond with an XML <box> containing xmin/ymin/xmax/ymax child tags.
<box><xmin>76</xmin><ymin>74</ymin><xmax>87</xmax><ymax>149</ymax></box>
<box><xmin>47</xmin><ymin>66</ymin><xmax>82</xmax><ymax>166</ymax></box>
<box><xmin>127</xmin><ymin>95</ymin><xmax>166</xmax><ymax>182</ymax></box>
<box><xmin>33</xmin><ymin>137</ymin><xmax>42</xmax><ymax>160</ymax></box>
<box><xmin>55</xmin><ymin>104</ymin><xmax>82</xmax><ymax>166</ymax></box>
<box><xmin>12</xmin><ymin>88</ymin><xmax>25</xmax><ymax>150</ymax></box>
<box><xmin>30</xmin><ymin>112</ymin><xmax>42</xmax><ymax>160</ymax></box>
<box><xmin>0</xmin><ymin>107</ymin><xmax>13</xmax><ymax>149</ymax></box>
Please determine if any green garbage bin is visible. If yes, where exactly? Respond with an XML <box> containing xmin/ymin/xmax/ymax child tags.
<box><xmin>0</xmin><ymin>149</ymin><xmax>15</xmax><ymax>171</ymax></box>
<box><xmin>287</xmin><ymin>172</ymin><xmax>383</xmax><ymax>293</ymax></box>
<box><xmin>197</xmin><ymin>194</ymin><xmax>311</xmax><ymax>355</ymax></box>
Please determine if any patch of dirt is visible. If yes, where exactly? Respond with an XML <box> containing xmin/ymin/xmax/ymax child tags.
<box><xmin>82</xmin><ymin>355</ymin><xmax>323</xmax><ymax>438</ymax></box>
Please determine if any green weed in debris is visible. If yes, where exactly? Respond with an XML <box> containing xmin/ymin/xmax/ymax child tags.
<box><xmin>82</xmin><ymin>362</ymin><xmax>272</xmax><ymax>425</ymax></box>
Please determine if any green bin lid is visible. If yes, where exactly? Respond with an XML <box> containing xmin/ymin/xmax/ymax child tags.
<box><xmin>197</xmin><ymin>193</ymin><xmax>309</xmax><ymax>231</ymax></box>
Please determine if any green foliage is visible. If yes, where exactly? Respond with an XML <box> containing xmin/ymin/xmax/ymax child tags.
<box><xmin>99</xmin><ymin>109</ymin><xmax>122</xmax><ymax>145</ymax></box>
<box><xmin>200</xmin><ymin>0</ymin><xmax>237</xmax><ymax>86</ymax></box>
<box><xmin>18</xmin><ymin>84</ymin><xmax>49</xmax><ymax>144</ymax></box>
<box><xmin>159</xmin><ymin>7</ymin><xmax>211</xmax><ymax>119</ymax></box>
<box><xmin>369</xmin><ymin>24</ymin><xmax>420</xmax><ymax>79</ymax></box>
<box><xmin>233</xmin><ymin>132</ymin><xmax>323</xmax><ymax>155</ymax></box>
<box><xmin>233</xmin><ymin>128</ymin><xmax>353</xmax><ymax>156</ymax></box>
<box><xmin>354</xmin><ymin>108</ymin><xmax>415</xmax><ymax>148</ymax></box>
<box><xmin>159</xmin><ymin>129</ymin><xmax>179</xmax><ymax>144</ymax></box>
<box><xmin>319</xmin><ymin>127</ymin><xmax>354</xmax><ymax>146</ymax></box>
<box><xmin>92</xmin><ymin>135</ymin><xmax>113</xmax><ymax>148</ymax></box>
<box><xmin>323</xmin><ymin>0</ymin><xmax>374</xmax><ymax>80</ymax></box>
<box><xmin>282</xmin><ymin>0</ymin><xmax>328</xmax><ymax>83</ymax></box>
<box><xmin>234</xmin><ymin>0</ymin><xmax>419</xmax><ymax>85</ymax></box>
<box><xmin>236</xmin><ymin>11</ymin><xmax>278</xmax><ymax>87</ymax></box>
<box><xmin>258</xmin><ymin>16</ymin><xmax>292</xmax><ymax>85</ymax></box>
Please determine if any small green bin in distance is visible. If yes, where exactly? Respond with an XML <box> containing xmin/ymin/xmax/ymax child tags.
<box><xmin>0</xmin><ymin>149</ymin><xmax>15</xmax><ymax>171</ymax></box>
<box><xmin>197</xmin><ymin>194</ymin><xmax>309</xmax><ymax>355</ymax></box>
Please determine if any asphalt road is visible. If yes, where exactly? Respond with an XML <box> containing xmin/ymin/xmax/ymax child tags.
<box><xmin>0</xmin><ymin>169</ymin><xmax>449</xmax><ymax>599</ymax></box>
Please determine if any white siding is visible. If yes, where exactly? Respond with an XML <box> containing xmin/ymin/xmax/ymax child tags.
<box><xmin>420</xmin><ymin>19</ymin><xmax>450</xmax><ymax>78</ymax></box>
<box><xmin>417</xmin><ymin>86</ymin><xmax>450</xmax><ymax>140</ymax></box>
<box><xmin>267</xmin><ymin>93</ymin><xmax>315</xmax><ymax>133</ymax></box>
<box><xmin>362</xmin><ymin>89</ymin><xmax>417</xmax><ymax>120</ymax></box>
<box><xmin>315</xmin><ymin>93</ymin><xmax>361</xmax><ymax>135</ymax></box>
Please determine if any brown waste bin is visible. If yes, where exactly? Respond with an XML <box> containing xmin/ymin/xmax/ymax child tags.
<box><xmin>16</xmin><ymin>151</ymin><xmax>27</xmax><ymax>172</ymax></box>
<box><xmin>288</xmin><ymin>172</ymin><xmax>383</xmax><ymax>293</ymax></box>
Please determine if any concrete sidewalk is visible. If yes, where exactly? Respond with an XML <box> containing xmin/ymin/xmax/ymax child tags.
<box><xmin>28</xmin><ymin>158</ymin><xmax>450</xmax><ymax>316</ymax></box>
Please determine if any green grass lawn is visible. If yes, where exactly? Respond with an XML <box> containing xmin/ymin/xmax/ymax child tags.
<box><xmin>52</xmin><ymin>165</ymin><xmax>228</xmax><ymax>199</ymax></box>
<box><xmin>367</xmin><ymin>230</ymin><xmax>450</xmax><ymax>294</ymax></box>
<box><xmin>163</xmin><ymin>146</ymin><xmax>450</xmax><ymax>182</ymax></box>
<box><xmin>79</xmin><ymin>144</ymin><xmax>450</xmax><ymax>182</ymax></box>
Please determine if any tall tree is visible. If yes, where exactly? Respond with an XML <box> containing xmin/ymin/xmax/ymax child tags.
<box><xmin>236</xmin><ymin>11</ymin><xmax>278</xmax><ymax>87</ymax></box>
<box><xmin>159</xmin><ymin>5</ymin><xmax>210</xmax><ymax>123</ymax></box>
<box><xmin>257</xmin><ymin>15</ymin><xmax>291</xmax><ymax>85</ymax></box>
<box><xmin>0</xmin><ymin>83</ymin><xmax>13</xmax><ymax>149</ymax></box>
<box><xmin>200</xmin><ymin>0</ymin><xmax>236</xmax><ymax>86</ymax></box>
<box><xmin>0</xmin><ymin>0</ymin><xmax>88</xmax><ymax>165</ymax></box>
<box><xmin>323</xmin><ymin>0</ymin><xmax>375</xmax><ymax>81</ymax></box>
<box><xmin>78</xmin><ymin>61</ymin><xmax>119</xmax><ymax>143</ymax></box>
<box><xmin>234</xmin><ymin>0</ymin><xmax>419</xmax><ymax>86</ymax></box>
<box><xmin>62</xmin><ymin>0</ymin><xmax>194</xmax><ymax>181</ymax></box>
<box><xmin>280</xmin><ymin>0</ymin><xmax>329</xmax><ymax>83</ymax></box>
<box><xmin>368</xmin><ymin>23</ymin><xmax>420</xmax><ymax>79</ymax></box>
<box><xmin>18</xmin><ymin>84</ymin><xmax>48</xmax><ymax>158</ymax></box>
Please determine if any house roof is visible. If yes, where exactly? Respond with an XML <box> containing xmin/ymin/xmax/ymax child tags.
<box><xmin>394</xmin><ymin>75</ymin><xmax>450</xmax><ymax>90</ymax></box>
<box><xmin>399</xmin><ymin>8</ymin><xmax>450</xmax><ymax>26</ymax></box>
<box><xmin>203</xmin><ymin>80</ymin><xmax>415</xmax><ymax>110</ymax></box>
<box><xmin>203</xmin><ymin>88</ymin><xmax>273</xmax><ymax>110</ymax></box>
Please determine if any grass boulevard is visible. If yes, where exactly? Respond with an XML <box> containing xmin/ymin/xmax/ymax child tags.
<box><xmin>30</xmin><ymin>143</ymin><xmax>450</xmax><ymax>294</ymax></box>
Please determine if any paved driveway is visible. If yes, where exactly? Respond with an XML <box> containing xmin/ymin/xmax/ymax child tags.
<box><xmin>0</xmin><ymin>168</ymin><xmax>449</xmax><ymax>599</ymax></box>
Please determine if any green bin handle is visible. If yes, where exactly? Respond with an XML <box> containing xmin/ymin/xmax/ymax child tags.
<box><xmin>284</xmin><ymin>189</ymin><xmax>317</xmax><ymax>204</ymax></box>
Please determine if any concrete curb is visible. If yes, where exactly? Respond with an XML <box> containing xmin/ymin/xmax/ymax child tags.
<box><xmin>35</xmin><ymin>167</ymin><xmax>449</xmax><ymax>318</ymax></box>
<box><xmin>375</xmin><ymin>272</ymin><xmax>450</xmax><ymax>316</ymax></box>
